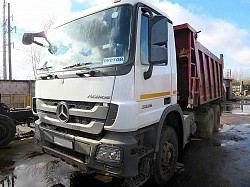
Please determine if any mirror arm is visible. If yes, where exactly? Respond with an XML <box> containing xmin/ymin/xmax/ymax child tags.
<box><xmin>33</xmin><ymin>41</ymin><xmax>44</xmax><ymax>47</ymax></box>
<box><xmin>33</xmin><ymin>31</ymin><xmax>46</xmax><ymax>38</ymax></box>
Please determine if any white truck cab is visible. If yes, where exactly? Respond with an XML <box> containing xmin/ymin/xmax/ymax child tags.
<box><xmin>22</xmin><ymin>0</ymin><xmax>221</xmax><ymax>186</ymax></box>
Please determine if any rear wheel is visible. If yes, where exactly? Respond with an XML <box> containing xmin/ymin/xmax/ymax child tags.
<box><xmin>151</xmin><ymin>126</ymin><xmax>178</xmax><ymax>186</ymax></box>
<box><xmin>212</xmin><ymin>105</ymin><xmax>220</xmax><ymax>132</ymax></box>
<box><xmin>0</xmin><ymin>114</ymin><xmax>16</xmax><ymax>147</ymax></box>
<box><xmin>206</xmin><ymin>108</ymin><xmax>214</xmax><ymax>139</ymax></box>
<box><xmin>195</xmin><ymin>107</ymin><xmax>215</xmax><ymax>139</ymax></box>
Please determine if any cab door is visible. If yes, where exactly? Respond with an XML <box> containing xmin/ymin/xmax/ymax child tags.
<box><xmin>134</xmin><ymin>8</ymin><xmax>173</xmax><ymax>129</ymax></box>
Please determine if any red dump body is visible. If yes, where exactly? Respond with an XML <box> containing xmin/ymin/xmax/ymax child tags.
<box><xmin>174</xmin><ymin>23</ymin><xmax>224</xmax><ymax>108</ymax></box>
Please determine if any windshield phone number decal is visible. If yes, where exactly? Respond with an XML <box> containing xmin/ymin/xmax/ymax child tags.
<box><xmin>103</xmin><ymin>56</ymin><xmax>124</xmax><ymax>65</ymax></box>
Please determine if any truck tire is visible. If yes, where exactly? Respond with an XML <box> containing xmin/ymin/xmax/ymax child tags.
<box><xmin>212</xmin><ymin>105</ymin><xmax>220</xmax><ymax>132</ymax></box>
<box><xmin>206</xmin><ymin>108</ymin><xmax>214</xmax><ymax>139</ymax></box>
<box><xmin>195</xmin><ymin>108</ymin><xmax>214</xmax><ymax>139</ymax></box>
<box><xmin>0</xmin><ymin>114</ymin><xmax>16</xmax><ymax>147</ymax></box>
<box><xmin>151</xmin><ymin>125</ymin><xmax>178</xmax><ymax>186</ymax></box>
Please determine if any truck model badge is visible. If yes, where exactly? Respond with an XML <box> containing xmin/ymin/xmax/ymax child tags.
<box><xmin>87</xmin><ymin>94</ymin><xmax>110</xmax><ymax>100</ymax></box>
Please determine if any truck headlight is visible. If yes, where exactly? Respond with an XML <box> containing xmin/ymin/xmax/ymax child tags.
<box><xmin>95</xmin><ymin>145</ymin><xmax>123</xmax><ymax>164</ymax></box>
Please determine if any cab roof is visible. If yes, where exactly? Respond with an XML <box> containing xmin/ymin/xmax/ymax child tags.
<box><xmin>53</xmin><ymin>0</ymin><xmax>171</xmax><ymax>29</ymax></box>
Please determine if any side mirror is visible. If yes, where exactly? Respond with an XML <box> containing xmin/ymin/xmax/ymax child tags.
<box><xmin>144</xmin><ymin>15</ymin><xmax>169</xmax><ymax>79</ymax></box>
<box><xmin>150</xmin><ymin>16</ymin><xmax>168</xmax><ymax>64</ymax></box>
<box><xmin>22</xmin><ymin>33</ymin><xmax>34</xmax><ymax>45</ymax></box>
<box><xmin>22</xmin><ymin>31</ymin><xmax>46</xmax><ymax>45</ymax></box>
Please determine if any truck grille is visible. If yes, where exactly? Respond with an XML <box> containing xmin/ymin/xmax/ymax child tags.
<box><xmin>37</xmin><ymin>99</ymin><xmax>109</xmax><ymax>135</ymax></box>
<box><xmin>40</xmin><ymin>111</ymin><xmax>100</xmax><ymax>125</ymax></box>
<box><xmin>44</xmin><ymin>112</ymin><xmax>57</xmax><ymax>119</ymax></box>
<box><xmin>43</xmin><ymin>99</ymin><xmax>96</xmax><ymax>110</ymax></box>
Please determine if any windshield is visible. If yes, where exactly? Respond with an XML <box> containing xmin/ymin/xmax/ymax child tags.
<box><xmin>40</xmin><ymin>5</ymin><xmax>132</xmax><ymax>72</ymax></box>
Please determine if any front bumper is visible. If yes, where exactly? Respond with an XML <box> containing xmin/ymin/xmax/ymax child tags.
<box><xmin>36</xmin><ymin>120</ymin><xmax>139</xmax><ymax>177</ymax></box>
<box><xmin>42</xmin><ymin>146</ymin><xmax>88</xmax><ymax>172</ymax></box>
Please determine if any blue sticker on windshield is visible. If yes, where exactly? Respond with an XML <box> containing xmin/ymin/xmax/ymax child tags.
<box><xmin>103</xmin><ymin>57</ymin><xmax>124</xmax><ymax>65</ymax></box>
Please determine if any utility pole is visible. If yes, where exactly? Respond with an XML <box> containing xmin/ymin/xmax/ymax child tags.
<box><xmin>8</xmin><ymin>3</ymin><xmax>13</xmax><ymax>80</ymax></box>
<box><xmin>2</xmin><ymin>0</ymin><xmax>7</xmax><ymax>80</ymax></box>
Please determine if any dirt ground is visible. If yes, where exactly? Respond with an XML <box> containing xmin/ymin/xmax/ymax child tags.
<box><xmin>0</xmin><ymin>112</ymin><xmax>250</xmax><ymax>187</ymax></box>
<box><xmin>169</xmin><ymin>114</ymin><xmax>250</xmax><ymax>187</ymax></box>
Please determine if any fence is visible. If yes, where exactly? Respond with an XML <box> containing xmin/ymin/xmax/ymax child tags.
<box><xmin>0</xmin><ymin>94</ymin><xmax>32</xmax><ymax>108</ymax></box>
<box><xmin>0</xmin><ymin>80</ymin><xmax>35</xmax><ymax>108</ymax></box>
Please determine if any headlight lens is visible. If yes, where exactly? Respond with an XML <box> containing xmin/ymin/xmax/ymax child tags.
<box><xmin>96</xmin><ymin>145</ymin><xmax>123</xmax><ymax>164</ymax></box>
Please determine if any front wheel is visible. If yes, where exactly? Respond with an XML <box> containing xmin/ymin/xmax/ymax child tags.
<box><xmin>151</xmin><ymin>126</ymin><xmax>178</xmax><ymax>186</ymax></box>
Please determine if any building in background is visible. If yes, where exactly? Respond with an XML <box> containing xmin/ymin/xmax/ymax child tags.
<box><xmin>0</xmin><ymin>80</ymin><xmax>35</xmax><ymax>108</ymax></box>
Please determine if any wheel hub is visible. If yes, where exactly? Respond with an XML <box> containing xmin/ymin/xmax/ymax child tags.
<box><xmin>161</xmin><ymin>141</ymin><xmax>175</xmax><ymax>173</ymax></box>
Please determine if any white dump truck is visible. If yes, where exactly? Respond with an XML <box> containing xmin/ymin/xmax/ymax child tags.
<box><xmin>22</xmin><ymin>0</ymin><xmax>224</xmax><ymax>186</ymax></box>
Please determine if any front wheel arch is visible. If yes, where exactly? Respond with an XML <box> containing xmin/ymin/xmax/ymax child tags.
<box><xmin>155</xmin><ymin>104</ymin><xmax>184</xmax><ymax>152</ymax></box>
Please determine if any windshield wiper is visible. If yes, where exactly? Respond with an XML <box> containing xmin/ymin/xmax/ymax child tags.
<box><xmin>63</xmin><ymin>62</ymin><xmax>94</xmax><ymax>70</ymax></box>
<box><xmin>37</xmin><ymin>62</ymin><xmax>54</xmax><ymax>80</ymax></box>
<box><xmin>40</xmin><ymin>74</ymin><xmax>54</xmax><ymax>80</ymax></box>
<box><xmin>37</xmin><ymin>61</ymin><xmax>52</xmax><ymax>71</ymax></box>
<box><xmin>37</xmin><ymin>66</ymin><xmax>52</xmax><ymax>71</ymax></box>
<box><xmin>76</xmin><ymin>69</ymin><xmax>107</xmax><ymax>77</ymax></box>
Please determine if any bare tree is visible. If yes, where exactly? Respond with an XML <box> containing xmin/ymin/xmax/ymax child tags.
<box><xmin>42</xmin><ymin>16</ymin><xmax>56</xmax><ymax>31</ymax></box>
<box><xmin>24</xmin><ymin>45</ymin><xmax>42</xmax><ymax>78</ymax></box>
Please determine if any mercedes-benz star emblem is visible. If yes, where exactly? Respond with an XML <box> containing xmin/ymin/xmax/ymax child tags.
<box><xmin>56</xmin><ymin>102</ymin><xmax>69</xmax><ymax>122</ymax></box>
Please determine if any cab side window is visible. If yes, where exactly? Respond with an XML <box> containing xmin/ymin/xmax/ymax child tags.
<box><xmin>140</xmin><ymin>14</ymin><xmax>168</xmax><ymax>65</ymax></box>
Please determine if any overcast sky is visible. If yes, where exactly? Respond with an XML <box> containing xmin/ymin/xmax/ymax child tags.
<box><xmin>1</xmin><ymin>0</ymin><xmax>250</xmax><ymax>79</ymax></box>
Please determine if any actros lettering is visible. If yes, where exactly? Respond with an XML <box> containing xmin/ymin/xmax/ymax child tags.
<box><xmin>87</xmin><ymin>94</ymin><xmax>111</xmax><ymax>100</ymax></box>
